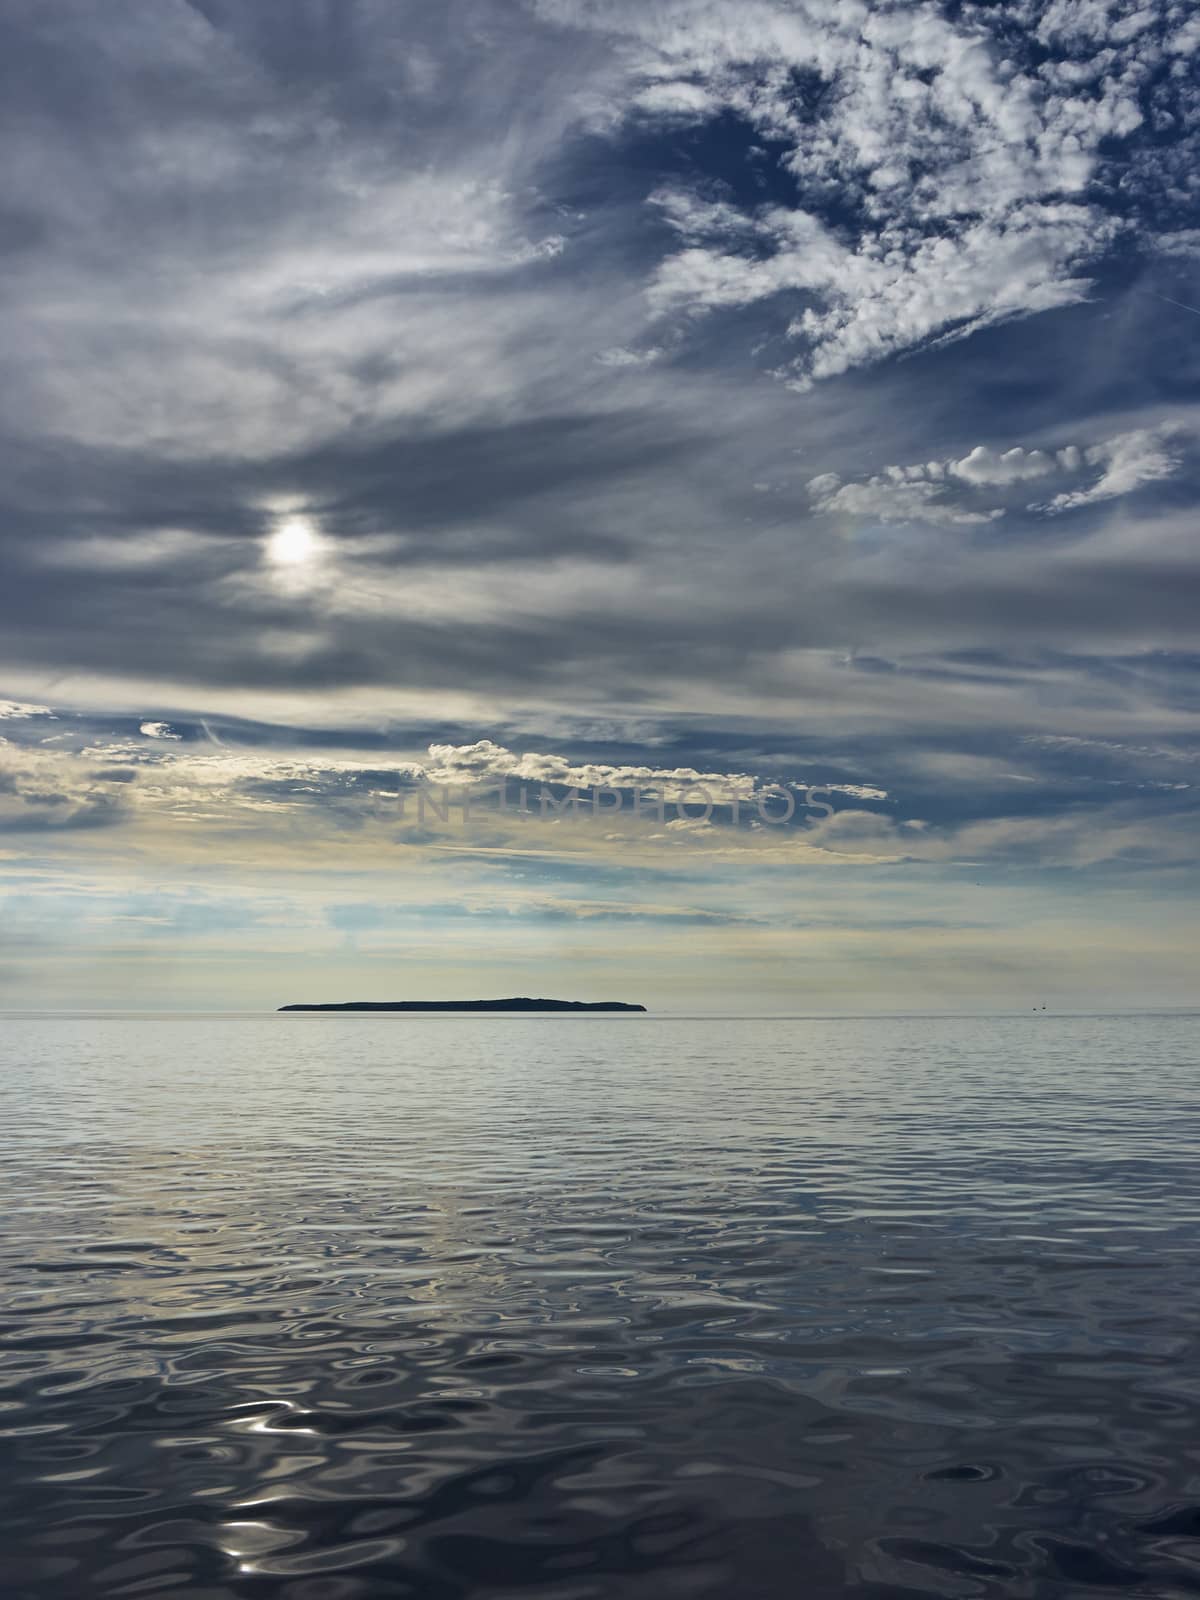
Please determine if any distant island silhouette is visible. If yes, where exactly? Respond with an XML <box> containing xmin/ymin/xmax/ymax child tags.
<box><xmin>279</xmin><ymin>997</ymin><xmax>646</xmax><ymax>1013</ymax></box>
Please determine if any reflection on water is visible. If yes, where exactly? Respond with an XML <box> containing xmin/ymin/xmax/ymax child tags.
<box><xmin>1</xmin><ymin>1013</ymin><xmax>1199</xmax><ymax>1598</ymax></box>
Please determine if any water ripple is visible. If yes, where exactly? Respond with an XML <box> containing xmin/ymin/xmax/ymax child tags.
<box><xmin>1</xmin><ymin>1013</ymin><xmax>1199</xmax><ymax>1597</ymax></box>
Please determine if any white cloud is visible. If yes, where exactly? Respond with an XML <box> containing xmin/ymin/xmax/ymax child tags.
<box><xmin>808</xmin><ymin>425</ymin><xmax>1187</xmax><ymax>524</ymax></box>
<box><xmin>1044</xmin><ymin>427</ymin><xmax>1181</xmax><ymax>511</ymax></box>
<box><xmin>595</xmin><ymin>345</ymin><xmax>662</xmax><ymax>366</ymax></box>
<box><xmin>632</xmin><ymin>80</ymin><xmax>716</xmax><ymax>118</ymax></box>
<box><xmin>1168</xmin><ymin>11</ymin><xmax>1200</xmax><ymax>53</ymax></box>
<box><xmin>423</xmin><ymin>739</ymin><xmax>762</xmax><ymax>800</ymax></box>
<box><xmin>0</xmin><ymin>701</ymin><xmax>54</xmax><ymax>720</ymax></box>
<box><xmin>140</xmin><ymin>722</ymin><xmax>182</xmax><ymax>741</ymax></box>
<box><xmin>949</xmin><ymin>446</ymin><xmax>1057</xmax><ymax>486</ymax></box>
<box><xmin>541</xmin><ymin>0</ymin><xmax>1185</xmax><ymax>382</ymax></box>
<box><xmin>807</xmin><ymin>472</ymin><xmax>1004</xmax><ymax>527</ymax></box>
<box><xmin>1153</xmin><ymin>230</ymin><xmax>1200</xmax><ymax>257</ymax></box>
<box><xmin>0</xmin><ymin>0</ymin><xmax>1196</xmax><ymax>758</ymax></box>
<box><xmin>808</xmin><ymin>782</ymin><xmax>890</xmax><ymax>801</ymax></box>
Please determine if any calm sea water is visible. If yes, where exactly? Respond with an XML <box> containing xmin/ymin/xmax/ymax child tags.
<box><xmin>2</xmin><ymin>1014</ymin><xmax>1199</xmax><ymax>1599</ymax></box>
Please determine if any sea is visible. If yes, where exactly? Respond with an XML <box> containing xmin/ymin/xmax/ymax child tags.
<box><xmin>1</xmin><ymin>1012</ymin><xmax>1199</xmax><ymax>1599</ymax></box>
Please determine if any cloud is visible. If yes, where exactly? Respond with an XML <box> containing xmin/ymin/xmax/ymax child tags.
<box><xmin>949</xmin><ymin>446</ymin><xmax>1057</xmax><ymax>486</ymax></box>
<box><xmin>0</xmin><ymin>0</ymin><xmax>1196</xmax><ymax>796</ymax></box>
<box><xmin>12</xmin><ymin>715</ymin><xmax>1198</xmax><ymax>881</ymax></box>
<box><xmin>806</xmin><ymin>472</ymin><xmax>1004</xmax><ymax>527</ymax></box>
<box><xmin>656</xmin><ymin>204</ymin><xmax>1107</xmax><ymax>387</ymax></box>
<box><xmin>631</xmin><ymin>80</ymin><xmax>718</xmax><ymax>119</ymax></box>
<box><xmin>807</xmin><ymin>426</ymin><xmax>1188</xmax><ymax>525</ymax></box>
<box><xmin>1043</xmin><ymin>428</ymin><xmax>1183</xmax><ymax>511</ymax></box>
<box><xmin>595</xmin><ymin>346</ymin><xmax>663</xmax><ymax>367</ymax></box>
<box><xmin>1153</xmin><ymin>230</ymin><xmax>1200</xmax><ymax>258</ymax></box>
<box><xmin>0</xmin><ymin>702</ymin><xmax>54</xmax><ymax>720</ymax></box>
<box><xmin>542</xmin><ymin>0</ymin><xmax>1191</xmax><ymax>382</ymax></box>
<box><xmin>0</xmin><ymin>1</ymin><xmax>1196</xmax><ymax>1012</ymax></box>
<box><xmin>423</xmin><ymin>740</ymin><xmax>763</xmax><ymax>801</ymax></box>
<box><xmin>2</xmin><ymin>701</ymin><xmax>1198</xmax><ymax>1011</ymax></box>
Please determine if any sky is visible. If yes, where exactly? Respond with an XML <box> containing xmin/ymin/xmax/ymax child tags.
<box><xmin>1</xmin><ymin>0</ymin><xmax>1199</xmax><ymax>1011</ymax></box>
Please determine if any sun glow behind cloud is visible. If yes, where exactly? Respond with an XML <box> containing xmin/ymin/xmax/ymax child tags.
<box><xmin>266</xmin><ymin>518</ymin><xmax>323</xmax><ymax>569</ymax></box>
<box><xmin>0</xmin><ymin>0</ymin><xmax>1198</xmax><ymax>1009</ymax></box>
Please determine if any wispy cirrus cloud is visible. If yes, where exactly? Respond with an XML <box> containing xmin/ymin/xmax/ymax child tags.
<box><xmin>1</xmin><ymin>1</ymin><xmax>1199</xmax><ymax>1006</ymax></box>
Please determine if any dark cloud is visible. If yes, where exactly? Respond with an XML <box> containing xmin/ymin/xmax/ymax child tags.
<box><xmin>0</xmin><ymin>0</ymin><xmax>1197</xmax><ymax>886</ymax></box>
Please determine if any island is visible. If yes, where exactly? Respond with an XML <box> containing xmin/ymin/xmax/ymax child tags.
<box><xmin>278</xmin><ymin>997</ymin><xmax>646</xmax><ymax>1012</ymax></box>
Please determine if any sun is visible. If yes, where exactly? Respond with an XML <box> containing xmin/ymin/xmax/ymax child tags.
<box><xmin>267</xmin><ymin>517</ymin><xmax>321</xmax><ymax>567</ymax></box>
